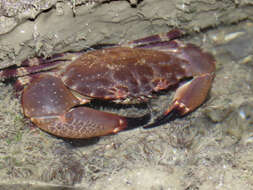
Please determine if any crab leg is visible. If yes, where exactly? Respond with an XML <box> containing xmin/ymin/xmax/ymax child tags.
<box><xmin>125</xmin><ymin>29</ymin><xmax>183</xmax><ymax>47</ymax></box>
<box><xmin>22</xmin><ymin>74</ymin><xmax>149</xmax><ymax>138</ymax></box>
<box><xmin>0</xmin><ymin>52</ymin><xmax>83</xmax><ymax>80</ymax></box>
<box><xmin>20</xmin><ymin>52</ymin><xmax>86</xmax><ymax>67</ymax></box>
<box><xmin>0</xmin><ymin>62</ymin><xmax>63</xmax><ymax>80</ymax></box>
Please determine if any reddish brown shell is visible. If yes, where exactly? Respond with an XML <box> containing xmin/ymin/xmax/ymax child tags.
<box><xmin>61</xmin><ymin>47</ymin><xmax>191</xmax><ymax>103</ymax></box>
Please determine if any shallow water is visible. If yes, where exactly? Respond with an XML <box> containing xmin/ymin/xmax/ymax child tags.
<box><xmin>0</xmin><ymin>1</ymin><xmax>253</xmax><ymax>189</ymax></box>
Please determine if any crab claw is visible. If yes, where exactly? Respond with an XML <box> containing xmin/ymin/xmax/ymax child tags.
<box><xmin>144</xmin><ymin>44</ymin><xmax>216</xmax><ymax>128</ymax></box>
<box><xmin>30</xmin><ymin>107</ymin><xmax>127</xmax><ymax>139</ymax></box>
<box><xmin>22</xmin><ymin>74</ymin><xmax>129</xmax><ymax>139</ymax></box>
<box><xmin>164</xmin><ymin>44</ymin><xmax>216</xmax><ymax>117</ymax></box>
<box><xmin>145</xmin><ymin>73</ymin><xmax>214</xmax><ymax>128</ymax></box>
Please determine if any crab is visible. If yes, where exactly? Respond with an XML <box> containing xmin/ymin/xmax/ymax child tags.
<box><xmin>0</xmin><ymin>29</ymin><xmax>215</xmax><ymax>139</ymax></box>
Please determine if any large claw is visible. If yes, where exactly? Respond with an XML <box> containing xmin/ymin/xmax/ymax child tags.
<box><xmin>164</xmin><ymin>73</ymin><xmax>214</xmax><ymax>116</ymax></box>
<box><xmin>30</xmin><ymin>107</ymin><xmax>127</xmax><ymax>139</ymax></box>
<box><xmin>22</xmin><ymin>74</ymin><xmax>127</xmax><ymax>138</ymax></box>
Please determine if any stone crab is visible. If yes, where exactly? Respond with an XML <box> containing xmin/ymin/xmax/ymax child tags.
<box><xmin>0</xmin><ymin>29</ymin><xmax>215</xmax><ymax>139</ymax></box>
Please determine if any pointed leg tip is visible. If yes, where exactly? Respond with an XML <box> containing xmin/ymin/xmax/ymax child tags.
<box><xmin>166</xmin><ymin>29</ymin><xmax>184</xmax><ymax>39</ymax></box>
<box><xmin>123</xmin><ymin>113</ymin><xmax>151</xmax><ymax>131</ymax></box>
<box><xmin>143</xmin><ymin>100</ymin><xmax>191</xmax><ymax>129</ymax></box>
<box><xmin>143</xmin><ymin>109</ymin><xmax>180</xmax><ymax>129</ymax></box>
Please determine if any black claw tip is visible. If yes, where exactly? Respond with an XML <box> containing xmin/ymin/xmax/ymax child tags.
<box><xmin>143</xmin><ymin>109</ymin><xmax>180</xmax><ymax>129</ymax></box>
<box><xmin>124</xmin><ymin>113</ymin><xmax>151</xmax><ymax>131</ymax></box>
